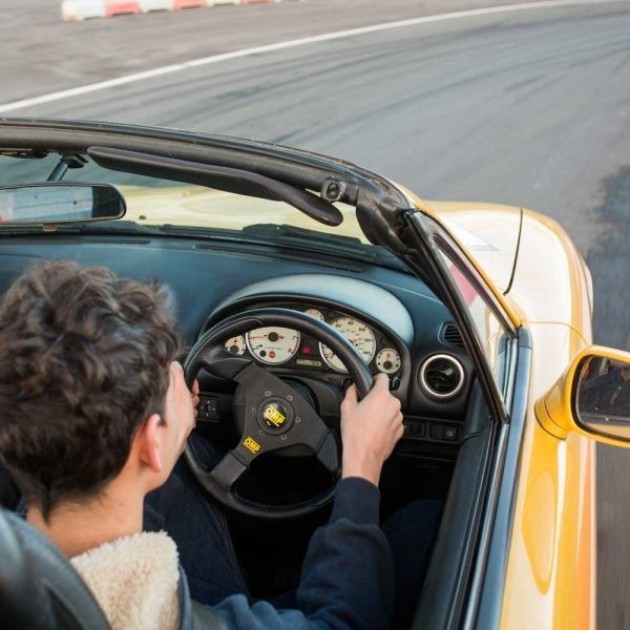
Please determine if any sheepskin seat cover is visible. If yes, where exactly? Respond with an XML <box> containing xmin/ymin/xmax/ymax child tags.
<box><xmin>71</xmin><ymin>531</ymin><xmax>180</xmax><ymax>630</ymax></box>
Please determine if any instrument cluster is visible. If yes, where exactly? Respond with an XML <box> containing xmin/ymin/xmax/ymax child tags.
<box><xmin>223</xmin><ymin>306</ymin><xmax>402</xmax><ymax>376</ymax></box>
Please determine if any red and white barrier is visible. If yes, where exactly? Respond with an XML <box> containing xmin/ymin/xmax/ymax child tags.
<box><xmin>173</xmin><ymin>0</ymin><xmax>206</xmax><ymax>8</ymax></box>
<box><xmin>61</xmin><ymin>0</ymin><xmax>106</xmax><ymax>21</ymax></box>
<box><xmin>139</xmin><ymin>0</ymin><xmax>174</xmax><ymax>11</ymax></box>
<box><xmin>105</xmin><ymin>1</ymin><xmax>141</xmax><ymax>16</ymax></box>
<box><xmin>62</xmin><ymin>0</ymin><xmax>301</xmax><ymax>21</ymax></box>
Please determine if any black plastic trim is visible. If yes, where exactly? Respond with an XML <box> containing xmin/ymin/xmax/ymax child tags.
<box><xmin>412</xmin><ymin>381</ymin><xmax>496</xmax><ymax>629</ymax></box>
<box><xmin>467</xmin><ymin>328</ymin><xmax>532</xmax><ymax>629</ymax></box>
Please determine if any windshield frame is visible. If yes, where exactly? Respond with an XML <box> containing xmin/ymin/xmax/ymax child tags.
<box><xmin>0</xmin><ymin>118</ymin><xmax>420</xmax><ymax>269</ymax></box>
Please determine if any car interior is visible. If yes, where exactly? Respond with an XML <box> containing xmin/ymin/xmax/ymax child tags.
<box><xmin>0</xmin><ymin>121</ymin><xmax>503</xmax><ymax>628</ymax></box>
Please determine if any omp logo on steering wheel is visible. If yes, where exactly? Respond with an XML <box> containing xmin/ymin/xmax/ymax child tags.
<box><xmin>243</xmin><ymin>437</ymin><xmax>261</xmax><ymax>454</ymax></box>
<box><xmin>263</xmin><ymin>403</ymin><xmax>287</xmax><ymax>428</ymax></box>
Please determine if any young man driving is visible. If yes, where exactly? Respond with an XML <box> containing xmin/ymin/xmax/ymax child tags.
<box><xmin>0</xmin><ymin>260</ymin><xmax>407</xmax><ymax>629</ymax></box>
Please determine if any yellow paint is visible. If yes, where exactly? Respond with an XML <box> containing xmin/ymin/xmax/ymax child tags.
<box><xmin>522</xmin><ymin>462</ymin><xmax>556</xmax><ymax>593</ymax></box>
<box><xmin>121</xmin><ymin>185</ymin><xmax>369</xmax><ymax>241</ymax></box>
<box><xmin>496</xmin><ymin>206</ymin><xmax>598</xmax><ymax>628</ymax></box>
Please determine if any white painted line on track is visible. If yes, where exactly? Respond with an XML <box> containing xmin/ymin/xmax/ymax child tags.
<box><xmin>0</xmin><ymin>0</ymin><xmax>624</xmax><ymax>114</ymax></box>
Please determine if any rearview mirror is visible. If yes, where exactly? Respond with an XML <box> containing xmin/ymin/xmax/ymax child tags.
<box><xmin>0</xmin><ymin>183</ymin><xmax>126</xmax><ymax>225</ymax></box>
<box><xmin>536</xmin><ymin>346</ymin><xmax>630</xmax><ymax>447</ymax></box>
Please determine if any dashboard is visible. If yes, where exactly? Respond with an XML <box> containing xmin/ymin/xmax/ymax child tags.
<box><xmin>199</xmin><ymin>274</ymin><xmax>473</xmax><ymax>452</ymax></box>
<box><xmin>0</xmin><ymin>240</ymin><xmax>474</xmax><ymax>454</ymax></box>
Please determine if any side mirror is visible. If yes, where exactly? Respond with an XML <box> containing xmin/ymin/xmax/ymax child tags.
<box><xmin>576</xmin><ymin>356</ymin><xmax>630</xmax><ymax>440</ymax></box>
<box><xmin>536</xmin><ymin>346</ymin><xmax>630</xmax><ymax>446</ymax></box>
<box><xmin>0</xmin><ymin>184</ymin><xmax>126</xmax><ymax>225</ymax></box>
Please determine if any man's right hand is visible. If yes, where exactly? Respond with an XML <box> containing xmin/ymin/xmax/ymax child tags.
<box><xmin>340</xmin><ymin>373</ymin><xmax>404</xmax><ymax>486</ymax></box>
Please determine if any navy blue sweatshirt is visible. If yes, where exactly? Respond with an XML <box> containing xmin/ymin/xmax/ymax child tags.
<box><xmin>207</xmin><ymin>477</ymin><xmax>395</xmax><ymax>629</ymax></box>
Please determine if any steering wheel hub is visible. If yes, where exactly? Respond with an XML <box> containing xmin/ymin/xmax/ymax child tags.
<box><xmin>258</xmin><ymin>398</ymin><xmax>294</xmax><ymax>434</ymax></box>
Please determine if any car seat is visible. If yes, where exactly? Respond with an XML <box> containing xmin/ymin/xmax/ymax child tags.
<box><xmin>0</xmin><ymin>507</ymin><xmax>110</xmax><ymax>629</ymax></box>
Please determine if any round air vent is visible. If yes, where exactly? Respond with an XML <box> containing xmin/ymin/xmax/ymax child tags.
<box><xmin>419</xmin><ymin>354</ymin><xmax>465</xmax><ymax>399</ymax></box>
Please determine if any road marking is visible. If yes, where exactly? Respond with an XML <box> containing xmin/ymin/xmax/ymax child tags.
<box><xmin>0</xmin><ymin>0</ymin><xmax>623</xmax><ymax>113</ymax></box>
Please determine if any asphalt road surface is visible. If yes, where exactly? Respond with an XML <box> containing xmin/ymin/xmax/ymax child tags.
<box><xmin>3</xmin><ymin>0</ymin><xmax>630</xmax><ymax>626</ymax></box>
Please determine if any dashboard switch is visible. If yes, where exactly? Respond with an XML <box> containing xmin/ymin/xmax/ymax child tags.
<box><xmin>197</xmin><ymin>396</ymin><xmax>220</xmax><ymax>423</ymax></box>
<box><xmin>444</xmin><ymin>426</ymin><xmax>459</xmax><ymax>442</ymax></box>
<box><xmin>430</xmin><ymin>424</ymin><xmax>445</xmax><ymax>441</ymax></box>
<box><xmin>404</xmin><ymin>421</ymin><xmax>426</xmax><ymax>438</ymax></box>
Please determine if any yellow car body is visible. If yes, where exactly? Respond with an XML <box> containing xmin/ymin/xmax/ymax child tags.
<box><xmin>413</xmin><ymin>194</ymin><xmax>628</xmax><ymax>629</ymax></box>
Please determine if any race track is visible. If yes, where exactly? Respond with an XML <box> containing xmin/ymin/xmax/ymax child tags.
<box><xmin>3</xmin><ymin>0</ymin><xmax>630</xmax><ymax>626</ymax></box>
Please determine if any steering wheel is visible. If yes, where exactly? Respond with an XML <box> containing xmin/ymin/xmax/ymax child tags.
<box><xmin>183</xmin><ymin>307</ymin><xmax>373</xmax><ymax>519</ymax></box>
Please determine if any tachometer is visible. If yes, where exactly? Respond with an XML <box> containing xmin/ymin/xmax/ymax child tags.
<box><xmin>319</xmin><ymin>316</ymin><xmax>376</xmax><ymax>372</ymax></box>
<box><xmin>246</xmin><ymin>327</ymin><xmax>301</xmax><ymax>365</ymax></box>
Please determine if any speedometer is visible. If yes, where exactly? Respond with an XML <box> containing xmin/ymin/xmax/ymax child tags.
<box><xmin>319</xmin><ymin>316</ymin><xmax>376</xmax><ymax>373</ymax></box>
<box><xmin>246</xmin><ymin>327</ymin><xmax>301</xmax><ymax>365</ymax></box>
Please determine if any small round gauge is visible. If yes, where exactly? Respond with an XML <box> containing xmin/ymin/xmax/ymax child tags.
<box><xmin>319</xmin><ymin>316</ymin><xmax>377</xmax><ymax>372</ymax></box>
<box><xmin>304</xmin><ymin>308</ymin><xmax>325</xmax><ymax>321</ymax></box>
<box><xmin>246</xmin><ymin>326</ymin><xmax>301</xmax><ymax>365</ymax></box>
<box><xmin>224</xmin><ymin>335</ymin><xmax>246</xmax><ymax>356</ymax></box>
<box><xmin>376</xmin><ymin>347</ymin><xmax>401</xmax><ymax>375</ymax></box>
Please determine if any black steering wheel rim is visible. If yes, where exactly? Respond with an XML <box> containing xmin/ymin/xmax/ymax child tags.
<box><xmin>183</xmin><ymin>307</ymin><xmax>373</xmax><ymax>519</ymax></box>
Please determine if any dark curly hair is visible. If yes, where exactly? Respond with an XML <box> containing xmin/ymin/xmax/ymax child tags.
<box><xmin>0</xmin><ymin>260</ymin><xmax>180</xmax><ymax>519</ymax></box>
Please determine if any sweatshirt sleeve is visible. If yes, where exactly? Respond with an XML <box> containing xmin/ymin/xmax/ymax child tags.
<box><xmin>210</xmin><ymin>477</ymin><xmax>395</xmax><ymax>630</ymax></box>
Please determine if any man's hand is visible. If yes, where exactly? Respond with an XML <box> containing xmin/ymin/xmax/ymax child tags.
<box><xmin>164</xmin><ymin>361</ymin><xmax>197</xmax><ymax>456</ymax></box>
<box><xmin>191</xmin><ymin>378</ymin><xmax>200</xmax><ymax>418</ymax></box>
<box><xmin>340</xmin><ymin>373</ymin><xmax>404</xmax><ymax>486</ymax></box>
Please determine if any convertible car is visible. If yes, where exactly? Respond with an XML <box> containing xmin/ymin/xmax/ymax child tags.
<box><xmin>0</xmin><ymin>118</ymin><xmax>628</xmax><ymax>629</ymax></box>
